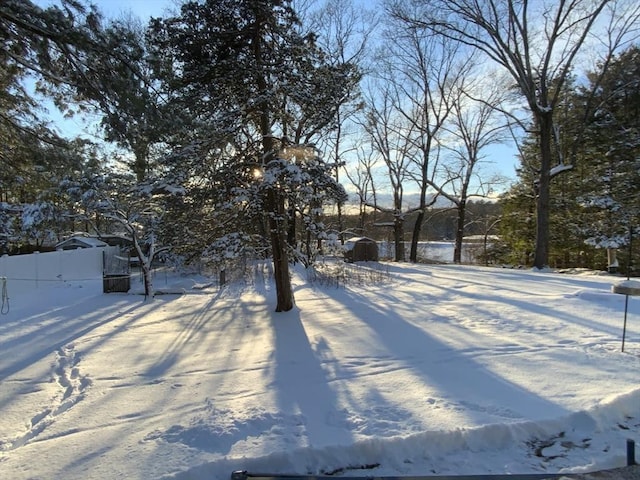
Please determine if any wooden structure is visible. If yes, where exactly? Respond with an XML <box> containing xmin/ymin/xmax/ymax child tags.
<box><xmin>344</xmin><ymin>237</ymin><xmax>378</xmax><ymax>263</ymax></box>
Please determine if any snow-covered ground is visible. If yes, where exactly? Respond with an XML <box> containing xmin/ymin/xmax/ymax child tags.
<box><xmin>0</xmin><ymin>261</ymin><xmax>639</xmax><ymax>480</ymax></box>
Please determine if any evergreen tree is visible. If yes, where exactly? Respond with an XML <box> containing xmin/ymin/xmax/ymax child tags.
<box><xmin>1</xmin><ymin>0</ymin><xmax>167</xmax><ymax>251</ymax></box>
<box><xmin>499</xmin><ymin>49</ymin><xmax>640</xmax><ymax>271</ymax></box>
<box><xmin>148</xmin><ymin>0</ymin><xmax>355</xmax><ymax>311</ymax></box>
<box><xmin>18</xmin><ymin>139</ymin><xmax>100</xmax><ymax>247</ymax></box>
<box><xmin>576</xmin><ymin>47</ymin><xmax>640</xmax><ymax>272</ymax></box>
<box><xmin>0</xmin><ymin>0</ymin><xmax>88</xmax><ymax>206</ymax></box>
<box><xmin>498</xmin><ymin>166</ymin><xmax>537</xmax><ymax>266</ymax></box>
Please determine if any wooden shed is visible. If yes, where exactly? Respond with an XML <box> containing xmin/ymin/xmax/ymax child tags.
<box><xmin>344</xmin><ymin>237</ymin><xmax>378</xmax><ymax>262</ymax></box>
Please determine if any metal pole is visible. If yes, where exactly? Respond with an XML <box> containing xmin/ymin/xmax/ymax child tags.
<box><xmin>622</xmin><ymin>225</ymin><xmax>633</xmax><ymax>352</ymax></box>
<box><xmin>627</xmin><ymin>224</ymin><xmax>633</xmax><ymax>281</ymax></box>
<box><xmin>622</xmin><ymin>294</ymin><xmax>629</xmax><ymax>352</ymax></box>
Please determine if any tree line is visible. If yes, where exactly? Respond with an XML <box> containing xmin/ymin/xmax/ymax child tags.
<box><xmin>500</xmin><ymin>45</ymin><xmax>640</xmax><ymax>273</ymax></box>
<box><xmin>1</xmin><ymin>0</ymin><xmax>639</xmax><ymax>309</ymax></box>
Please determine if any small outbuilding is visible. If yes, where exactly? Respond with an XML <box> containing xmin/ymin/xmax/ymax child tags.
<box><xmin>344</xmin><ymin>236</ymin><xmax>378</xmax><ymax>263</ymax></box>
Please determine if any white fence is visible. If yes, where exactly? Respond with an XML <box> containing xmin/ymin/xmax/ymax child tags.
<box><xmin>0</xmin><ymin>247</ymin><xmax>118</xmax><ymax>297</ymax></box>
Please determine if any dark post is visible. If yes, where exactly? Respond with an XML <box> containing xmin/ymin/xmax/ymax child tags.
<box><xmin>628</xmin><ymin>439</ymin><xmax>637</xmax><ymax>466</ymax></box>
<box><xmin>622</xmin><ymin>294</ymin><xmax>629</xmax><ymax>352</ymax></box>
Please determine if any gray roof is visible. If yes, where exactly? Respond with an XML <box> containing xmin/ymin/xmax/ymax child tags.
<box><xmin>56</xmin><ymin>236</ymin><xmax>108</xmax><ymax>249</ymax></box>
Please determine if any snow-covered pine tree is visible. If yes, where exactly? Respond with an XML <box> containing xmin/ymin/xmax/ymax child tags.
<box><xmin>147</xmin><ymin>0</ymin><xmax>357</xmax><ymax>311</ymax></box>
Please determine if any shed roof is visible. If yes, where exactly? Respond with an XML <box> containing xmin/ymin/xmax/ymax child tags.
<box><xmin>345</xmin><ymin>236</ymin><xmax>376</xmax><ymax>243</ymax></box>
<box><xmin>343</xmin><ymin>236</ymin><xmax>377</xmax><ymax>250</ymax></box>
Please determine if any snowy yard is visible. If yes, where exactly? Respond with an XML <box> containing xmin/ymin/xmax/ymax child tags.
<box><xmin>0</xmin><ymin>261</ymin><xmax>639</xmax><ymax>479</ymax></box>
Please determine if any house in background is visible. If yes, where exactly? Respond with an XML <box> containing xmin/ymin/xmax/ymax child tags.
<box><xmin>56</xmin><ymin>233</ymin><xmax>136</xmax><ymax>251</ymax></box>
<box><xmin>55</xmin><ymin>235</ymin><xmax>108</xmax><ymax>250</ymax></box>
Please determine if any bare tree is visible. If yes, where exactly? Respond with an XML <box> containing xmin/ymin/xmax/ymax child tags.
<box><xmin>377</xmin><ymin>17</ymin><xmax>470</xmax><ymax>262</ymax></box>
<box><xmin>344</xmin><ymin>140</ymin><xmax>379</xmax><ymax>234</ymax></box>
<box><xmin>434</xmin><ymin>75</ymin><xmax>510</xmax><ymax>263</ymax></box>
<box><xmin>389</xmin><ymin>0</ymin><xmax>640</xmax><ymax>269</ymax></box>
<box><xmin>305</xmin><ymin>0</ymin><xmax>376</xmax><ymax>243</ymax></box>
<box><xmin>361</xmin><ymin>80</ymin><xmax>414</xmax><ymax>261</ymax></box>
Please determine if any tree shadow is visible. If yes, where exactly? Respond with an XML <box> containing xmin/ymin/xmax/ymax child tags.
<box><xmin>142</xmin><ymin>289</ymin><xmax>227</xmax><ymax>378</ymax></box>
<box><xmin>382</xmin><ymin>263</ymin><xmax>637</xmax><ymax>341</ymax></box>
<box><xmin>318</xmin><ymin>285</ymin><xmax>570</xmax><ymax>425</ymax></box>
<box><xmin>0</xmin><ymin>296</ymin><xmax>150</xmax><ymax>383</ymax></box>
<box><xmin>269</xmin><ymin>308</ymin><xmax>354</xmax><ymax>448</ymax></box>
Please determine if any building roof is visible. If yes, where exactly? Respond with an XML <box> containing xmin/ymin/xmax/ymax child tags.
<box><xmin>343</xmin><ymin>237</ymin><xmax>377</xmax><ymax>251</ymax></box>
<box><xmin>56</xmin><ymin>236</ymin><xmax>108</xmax><ymax>249</ymax></box>
<box><xmin>345</xmin><ymin>236</ymin><xmax>376</xmax><ymax>243</ymax></box>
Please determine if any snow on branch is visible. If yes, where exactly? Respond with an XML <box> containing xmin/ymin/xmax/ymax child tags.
<box><xmin>549</xmin><ymin>163</ymin><xmax>573</xmax><ymax>178</ymax></box>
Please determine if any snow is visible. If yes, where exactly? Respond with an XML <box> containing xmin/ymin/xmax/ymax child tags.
<box><xmin>549</xmin><ymin>163</ymin><xmax>574</xmax><ymax>178</ymax></box>
<box><xmin>0</xmin><ymin>261</ymin><xmax>639</xmax><ymax>480</ymax></box>
<box><xmin>612</xmin><ymin>279</ymin><xmax>640</xmax><ymax>296</ymax></box>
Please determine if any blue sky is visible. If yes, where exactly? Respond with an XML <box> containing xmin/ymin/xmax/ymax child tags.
<box><xmin>92</xmin><ymin>0</ymin><xmax>176</xmax><ymax>20</ymax></box>
<box><xmin>35</xmin><ymin>1</ymin><xmax>175</xmax><ymax>20</ymax></box>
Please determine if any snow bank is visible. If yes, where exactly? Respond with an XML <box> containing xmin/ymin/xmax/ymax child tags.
<box><xmin>163</xmin><ymin>389</ymin><xmax>640</xmax><ymax>479</ymax></box>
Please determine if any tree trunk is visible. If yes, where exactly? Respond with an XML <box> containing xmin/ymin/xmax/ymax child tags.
<box><xmin>287</xmin><ymin>203</ymin><xmax>297</xmax><ymax>255</ymax></box>
<box><xmin>261</xmin><ymin>127</ymin><xmax>294</xmax><ymax>310</ymax></box>
<box><xmin>337</xmin><ymin>202</ymin><xmax>345</xmax><ymax>244</ymax></box>
<box><xmin>142</xmin><ymin>265</ymin><xmax>153</xmax><ymax>299</ymax></box>
<box><xmin>410</xmin><ymin>210</ymin><xmax>424</xmax><ymax>262</ymax></box>
<box><xmin>333</xmin><ymin>121</ymin><xmax>346</xmax><ymax>244</ymax></box>
<box><xmin>132</xmin><ymin>232</ymin><xmax>153</xmax><ymax>299</ymax></box>
<box><xmin>453</xmin><ymin>201</ymin><xmax>466</xmax><ymax>264</ymax></box>
<box><xmin>534</xmin><ymin>112</ymin><xmax>553</xmax><ymax>269</ymax></box>
<box><xmin>252</xmin><ymin>7</ymin><xmax>294</xmax><ymax>312</ymax></box>
<box><xmin>133</xmin><ymin>142</ymin><xmax>150</xmax><ymax>183</ymax></box>
<box><xmin>266</xmin><ymin>184</ymin><xmax>294</xmax><ymax>312</ymax></box>
<box><xmin>394</xmin><ymin>215</ymin><xmax>405</xmax><ymax>261</ymax></box>
<box><xmin>358</xmin><ymin>203</ymin><xmax>366</xmax><ymax>232</ymax></box>
<box><xmin>259</xmin><ymin>131</ymin><xmax>294</xmax><ymax>311</ymax></box>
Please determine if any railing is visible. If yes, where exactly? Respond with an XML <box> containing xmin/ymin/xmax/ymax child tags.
<box><xmin>232</xmin><ymin>473</ymin><xmax>567</xmax><ymax>480</ymax></box>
